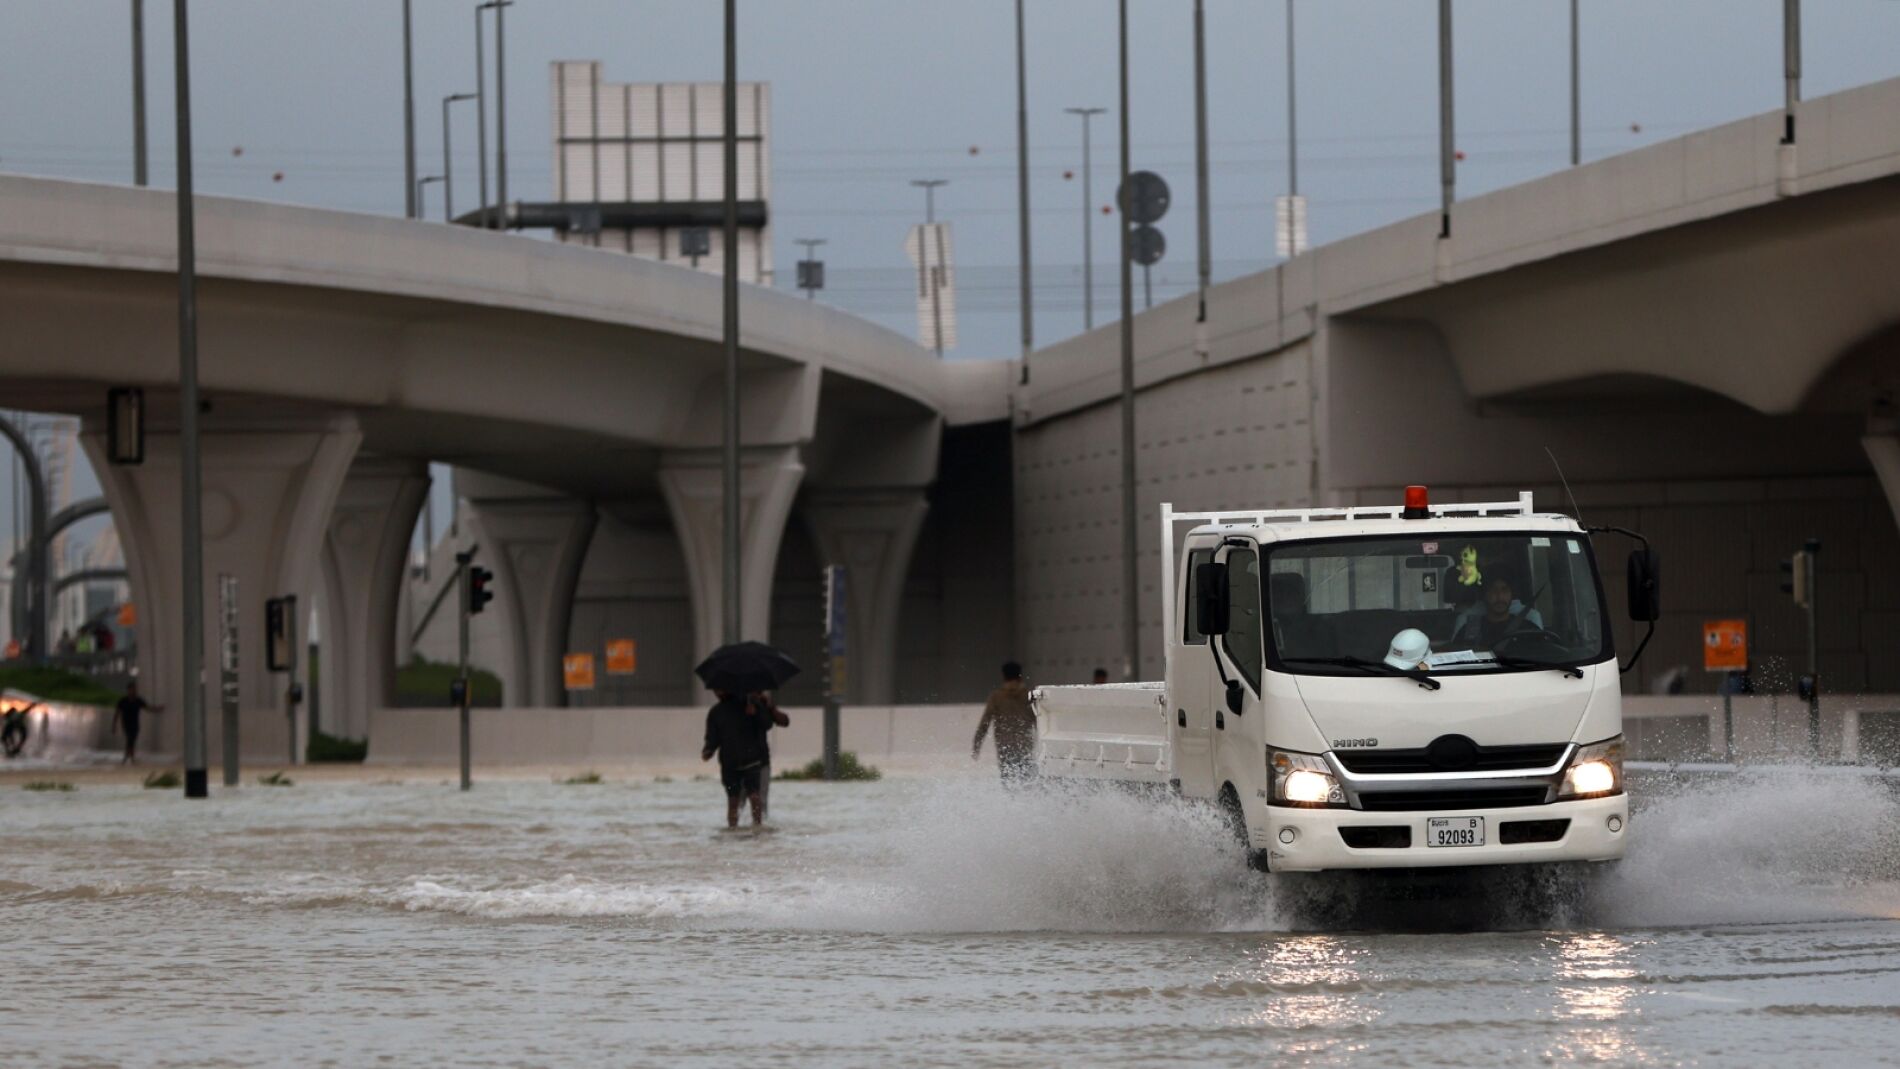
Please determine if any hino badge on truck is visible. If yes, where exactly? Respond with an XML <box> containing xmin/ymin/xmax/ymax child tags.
<box><xmin>1031</xmin><ymin>487</ymin><xmax>1660</xmax><ymax>873</ymax></box>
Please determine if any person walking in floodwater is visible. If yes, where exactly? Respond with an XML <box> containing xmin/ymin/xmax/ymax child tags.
<box><xmin>701</xmin><ymin>690</ymin><xmax>786</xmax><ymax>828</ymax></box>
<box><xmin>973</xmin><ymin>661</ymin><xmax>1038</xmax><ymax>785</ymax></box>
<box><xmin>115</xmin><ymin>681</ymin><xmax>162</xmax><ymax>765</ymax></box>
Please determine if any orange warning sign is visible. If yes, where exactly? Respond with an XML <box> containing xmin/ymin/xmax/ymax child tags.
<box><xmin>1702</xmin><ymin>618</ymin><xmax>1747</xmax><ymax>672</ymax></box>
<box><xmin>563</xmin><ymin>653</ymin><xmax>597</xmax><ymax>691</ymax></box>
<box><xmin>604</xmin><ymin>639</ymin><xmax>637</xmax><ymax>675</ymax></box>
<box><xmin>117</xmin><ymin>602</ymin><xmax>138</xmax><ymax>627</ymax></box>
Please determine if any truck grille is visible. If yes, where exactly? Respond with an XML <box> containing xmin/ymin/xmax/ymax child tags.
<box><xmin>1354</xmin><ymin>786</ymin><xmax>1550</xmax><ymax>811</ymax></box>
<box><xmin>1333</xmin><ymin>743</ymin><xmax>1567</xmax><ymax>774</ymax></box>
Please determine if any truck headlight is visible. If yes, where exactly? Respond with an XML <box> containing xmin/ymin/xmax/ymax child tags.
<box><xmin>1269</xmin><ymin>749</ymin><xmax>1346</xmax><ymax>808</ymax></box>
<box><xmin>1559</xmin><ymin>736</ymin><xmax>1624</xmax><ymax>799</ymax></box>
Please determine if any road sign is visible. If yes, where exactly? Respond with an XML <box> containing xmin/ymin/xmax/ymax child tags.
<box><xmin>796</xmin><ymin>260</ymin><xmax>825</xmax><ymax>291</ymax></box>
<box><xmin>605</xmin><ymin>639</ymin><xmax>637</xmax><ymax>675</ymax></box>
<box><xmin>1702</xmin><ymin>618</ymin><xmax>1747</xmax><ymax>672</ymax></box>
<box><xmin>117</xmin><ymin>602</ymin><xmax>137</xmax><ymax>627</ymax></box>
<box><xmin>1130</xmin><ymin>224</ymin><xmax>1166</xmax><ymax>267</ymax></box>
<box><xmin>1117</xmin><ymin>170</ymin><xmax>1171</xmax><ymax>224</ymax></box>
<box><xmin>563</xmin><ymin>652</ymin><xmax>596</xmax><ymax>691</ymax></box>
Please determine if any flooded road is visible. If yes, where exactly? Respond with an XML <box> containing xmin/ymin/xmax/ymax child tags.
<box><xmin>5</xmin><ymin>767</ymin><xmax>1898</xmax><ymax>1067</ymax></box>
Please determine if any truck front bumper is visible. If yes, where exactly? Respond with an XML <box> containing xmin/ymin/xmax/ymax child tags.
<box><xmin>1255</xmin><ymin>794</ymin><xmax>1629</xmax><ymax>872</ymax></box>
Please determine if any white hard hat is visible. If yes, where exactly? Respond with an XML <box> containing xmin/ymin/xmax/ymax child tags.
<box><xmin>1384</xmin><ymin>628</ymin><xmax>1430</xmax><ymax>671</ymax></box>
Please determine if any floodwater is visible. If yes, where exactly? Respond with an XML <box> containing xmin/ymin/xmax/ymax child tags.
<box><xmin>5</xmin><ymin>766</ymin><xmax>1900</xmax><ymax>1067</ymax></box>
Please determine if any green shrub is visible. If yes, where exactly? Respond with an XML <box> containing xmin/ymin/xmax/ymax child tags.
<box><xmin>393</xmin><ymin>656</ymin><xmax>502</xmax><ymax>708</ymax></box>
<box><xmin>22</xmin><ymin>780</ymin><xmax>74</xmax><ymax>792</ymax></box>
<box><xmin>142</xmin><ymin>770</ymin><xmax>181</xmax><ymax>789</ymax></box>
<box><xmin>257</xmin><ymin>771</ymin><xmax>294</xmax><ymax>787</ymax></box>
<box><xmin>0</xmin><ymin>666</ymin><xmax>120</xmax><ymax>706</ymax></box>
<box><xmin>777</xmin><ymin>750</ymin><xmax>881</xmax><ymax>782</ymax></box>
<box><xmin>307</xmin><ymin>729</ymin><xmax>368</xmax><ymax>763</ymax></box>
<box><xmin>560</xmin><ymin>771</ymin><xmax>603</xmax><ymax>785</ymax></box>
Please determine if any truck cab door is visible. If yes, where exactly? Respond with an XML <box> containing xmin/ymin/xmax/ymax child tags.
<box><xmin>1171</xmin><ymin>541</ymin><xmax>1220</xmax><ymax>798</ymax></box>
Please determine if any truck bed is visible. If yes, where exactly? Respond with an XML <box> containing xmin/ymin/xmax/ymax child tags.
<box><xmin>1032</xmin><ymin>682</ymin><xmax>1172</xmax><ymax>784</ymax></box>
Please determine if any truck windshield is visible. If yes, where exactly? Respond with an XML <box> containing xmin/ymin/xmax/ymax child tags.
<box><xmin>1263</xmin><ymin>532</ymin><xmax>1609</xmax><ymax>676</ymax></box>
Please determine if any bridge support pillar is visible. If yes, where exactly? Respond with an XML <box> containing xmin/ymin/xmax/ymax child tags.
<box><xmin>80</xmin><ymin>416</ymin><xmax>362</xmax><ymax>765</ymax></box>
<box><xmin>659</xmin><ymin>446</ymin><xmax>805</xmax><ymax>667</ymax></box>
<box><xmin>461</xmin><ymin>475</ymin><xmax>598</xmax><ymax>709</ymax></box>
<box><xmin>1866</xmin><ymin>429</ymin><xmax>1900</xmax><ymax>536</ymax></box>
<box><xmin>318</xmin><ymin>457</ymin><xmax>429</xmax><ymax>742</ymax></box>
<box><xmin>800</xmin><ymin>490</ymin><xmax>929</xmax><ymax>705</ymax></box>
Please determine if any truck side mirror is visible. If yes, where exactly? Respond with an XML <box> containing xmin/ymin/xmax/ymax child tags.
<box><xmin>1626</xmin><ymin>549</ymin><xmax>1661</xmax><ymax>622</ymax></box>
<box><xmin>1195</xmin><ymin>562</ymin><xmax>1230</xmax><ymax>636</ymax></box>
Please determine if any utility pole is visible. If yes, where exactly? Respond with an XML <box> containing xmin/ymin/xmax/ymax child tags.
<box><xmin>1192</xmin><ymin>0</ymin><xmax>1211</xmax><ymax>352</ymax></box>
<box><xmin>1014</xmin><ymin>0</ymin><xmax>1034</xmax><ymax>372</ymax></box>
<box><xmin>1569</xmin><ymin>0</ymin><xmax>1581</xmax><ymax>167</ymax></box>
<box><xmin>721</xmin><ymin>0</ymin><xmax>741</xmax><ymax>645</ymax></box>
<box><xmin>1117</xmin><ymin>0</ymin><xmax>1140</xmax><ymax>682</ymax></box>
<box><xmin>455</xmin><ymin>550</ymin><xmax>473</xmax><ymax>790</ymax></box>
<box><xmin>1437</xmin><ymin>0</ymin><xmax>1455</xmax><ymax>239</ymax></box>
<box><xmin>132</xmin><ymin>0</ymin><xmax>148</xmax><ymax>187</ymax></box>
<box><xmin>174</xmin><ymin>0</ymin><xmax>209</xmax><ymax>799</ymax></box>
<box><xmin>403</xmin><ymin>0</ymin><xmax>416</xmax><ymax>217</ymax></box>
<box><xmin>1065</xmin><ymin>107</ymin><xmax>1106</xmax><ymax>331</ymax></box>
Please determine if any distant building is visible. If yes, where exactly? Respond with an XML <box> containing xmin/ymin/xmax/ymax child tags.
<box><xmin>548</xmin><ymin>61</ymin><xmax>773</xmax><ymax>286</ymax></box>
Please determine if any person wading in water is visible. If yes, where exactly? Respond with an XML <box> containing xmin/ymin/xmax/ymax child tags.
<box><xmin>972</xmin><ymin>661</ymin><xmax>1038</xmax><ymax>785</ymax></box>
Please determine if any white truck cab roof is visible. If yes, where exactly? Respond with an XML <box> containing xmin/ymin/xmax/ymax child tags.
<box><xmin>1174</xmin><ymin>492</ymin><xmax>1585</xmax><ymax>548</ymax></box>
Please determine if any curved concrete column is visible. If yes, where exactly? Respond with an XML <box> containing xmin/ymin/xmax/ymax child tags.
<box><xmin>801</xmin><ymin>490</ymin><xmax>929</xmax><ymax>705</ymax></box>
<box><xmin>659</xmin><ymin>446</ymin><xmax>805</xmax><ymax>662</ymax></box>
<box><xmin>80</xmin><ymin>416</ymin><xmax>362</xmax><ymax>764</ymax></box>
<box><xmin>1866</xmin><ymin>429</ymin><xmax>1900</xmax><ymax>535</ymax></box>
<box><xmin>461</xmin><ymin>474</ymin><xmax>598</xmax><ymax>708</ymax></box>
<box><xmin>319</xmin><ymin>456</ymin><xmax>429</xmax><ymax>741</ymax></box>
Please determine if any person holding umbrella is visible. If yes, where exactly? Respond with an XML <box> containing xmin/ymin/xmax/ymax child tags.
<box><xmin>696</xmin><ymin>642</ymin><xmax>799</xmax><ymax>829</ymax></box>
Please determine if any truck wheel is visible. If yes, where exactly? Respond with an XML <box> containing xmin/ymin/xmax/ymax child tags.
<box><xmin>1218</xmin><ymin>784</ymin><xmax>1271</xmax><ymax>871</ymax></box>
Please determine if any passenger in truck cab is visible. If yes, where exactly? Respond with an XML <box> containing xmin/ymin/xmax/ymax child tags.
<box><xmin>1451</xmin><ymin>575</ymin><xmax>1542</xmax><ymax>650</ymax></box>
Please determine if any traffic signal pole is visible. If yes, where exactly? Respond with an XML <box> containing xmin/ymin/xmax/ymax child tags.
<box><xmin>1803</xmin><ymin>539</ymin><xmax>1820</xmax><ymax>758</ymax></box>
<box><xmin>456</xmin><ymin>549</ymin><xmax>473</xmax><ymax>791</ymax></box>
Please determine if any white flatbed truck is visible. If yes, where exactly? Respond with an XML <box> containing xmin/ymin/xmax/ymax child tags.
<box><xmin>1033</xmin><ymin>488</ymin><xmax>1660</xmax><ymax>873</ymax></box>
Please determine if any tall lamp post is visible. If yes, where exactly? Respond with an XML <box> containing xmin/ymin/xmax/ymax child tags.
<box><xmin>1568</xmin><ymin>0</ymin><xmax>1580</xmax><ymax>166</ymax></box>
<box><xmin>1065</xmin><ymin>107</ymin><xmax>1106</xmax><ymax>331</ymax></box>
<box><xmin>720</xmin><ymin>0</ymin><xmax>741</xmax><ymax>644</ymax></box>
<box><xmin>403</xmin><ymin>0</ymin><xmax>416</xmax><ymax>217</ymax></box>
<box><xmin>442</xmin><ymin>93</ymin><xmax>476</xmax><ymax>221</ymax></box>
<box><xmin>1014</xmin><ymin>0</ymin><xmax>1034</xmax><ymax>371</ymax></box>
<box><xmin>417</xmin><ymin>175</ymin><xmax>445</xmax><ymax>220</ymax></box>
<box><xmin>1116</xmin><ymin>0</ymin><xmax>1139</xmax><ymax>681</ymax></box>
<box><xmin>473</xmin><ymin>2</ymin><xmax>512</xmax><ymax>228</ymax></box>
<box><xmin>132</xmin><ymin>0</ymin><xmax>148</xmax><ymax>187</ymax></box>
<box><xmin>494</xmin><ymin>0</ymin><xmax>511</xmax><ymax>221</ymax></box>
<box><xmin>1192</xmin><ymin>0</ymin><xmax>1211</xmax><ymax>352</ymax></box>
<box><xmin>1437</xmin><ymin>0</ymin><xmax>1455</xmax><ymax>239</ymax></box>
<box><xmin>173</xmin><ymin>0</ymin><xmax>209</xmax><ymax>799</ymax></box>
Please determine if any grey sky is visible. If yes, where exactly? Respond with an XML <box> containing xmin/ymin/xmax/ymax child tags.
<box><xmin>6</xmin><ymin>1</ymin><xmax>1900</xmax><ymax>358</ymax></box>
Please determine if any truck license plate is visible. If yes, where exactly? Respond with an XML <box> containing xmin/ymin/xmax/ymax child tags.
<box><xmin>1427</xmin><ymin>817</ymin><xmax>1484</xmax><ymax>848</ymax></box>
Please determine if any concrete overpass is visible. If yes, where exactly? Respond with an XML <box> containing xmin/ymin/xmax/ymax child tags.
<box><xmin>1016</xmin><ymin>75</ymin><xmax>1900</xmax><ymax>698</ymax></box>
<box><xmin>0</xmin><ymin>174</ymin><xmax>1008</xmax><ymax>760</ymax></box>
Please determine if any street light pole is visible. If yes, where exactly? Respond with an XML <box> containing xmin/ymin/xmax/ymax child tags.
<box><xmin>443</xmin><ymin>93</ymin><xmax>475</xmax><ymax>221</ymax></box>
<box><xmin>132</xmin><ymin>0</ymin><xmax>148</xmax><ymax>187</ymax></box>
<box><xmin>1783</xmin><ymin>0</ymin><xmax>1801</xmax><ymax>144</ymax></box>
<box><xmin>1065</xmin><ymin>107</ymin><xmax>1105</xmax><ymax>331</ymax></box>
<box><xmin>720</xmin><ymin>0</ymin><xmax>741</xmax><ymax>645</ymax></box>
<box><xmin>1437</xmin><ymin>0</ymin><xmax>1455</xmax><ymax>239</ymax></box>
<box><xmin>1192</xmin><ymin>0</ymin><xmax>1211</xmax><ymax>351</ymax></box>
<box><xmin>1286</xmin><ymin>0</ymin><xmax>1297</xmax><ymax>199</ymax></box>
<box><xmin>403</xmin><ymin>0</ymin><xmax>416</xmax><ymax>217</ymax></box>
<box><xmin>418</xmin><ymin>175</ymin><xmax>444</xmax><ymax>220</ymax></box>
<box><xmin>911</xmin><ymin>179</ymin><xmax>949</xmax><ymax>357</ymax></box>
<box><xmin>494</xmin><ymin>0</ymin><xmax>512</xmax><ymax>225</ymax></box>
<box><xmin>1569</xmin><ymin>0</ymin><xmax>1580</xmax><ymax>166</ymax></box>
<box><xmin>474</xmin><ymin>3</ymin><xmax>489</xmax><ymax>227</ymax></box>
<box><xmin>1117</xmin><ymin>0</ymin><xmax>1139</xmax><ymax>682</ymax></box>
<box><xmin>1014</xmin><ymin>0</ymin><xmax>1033</xmax><ymax>368</ymax></box>
<box><xmin>173</xmin><ymin>0</ymin><xmax>208</xmax><ymax>799</ymax></box>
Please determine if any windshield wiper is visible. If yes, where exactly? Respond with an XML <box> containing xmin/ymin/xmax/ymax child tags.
<box><xmin>1281</xmin><ymin>656</ymin><xmax>1441</xmax><ymax>691</ymax></box>
<box><xmin>1486</xmin><ymin>654</ymin><xmax>1585</xmax><ymax>679</ymax></box>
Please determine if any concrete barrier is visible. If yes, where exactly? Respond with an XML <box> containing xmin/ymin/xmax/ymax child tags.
<box><xmin>368</xmin><ymin>703</ymin><xmax>987</xmax><ymax>770</ymax></box>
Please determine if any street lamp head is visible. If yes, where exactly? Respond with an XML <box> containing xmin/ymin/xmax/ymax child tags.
<box><xmin>1066</xmin><ymin>106</ymin><xmax>1108</xmax><ymax>117</ymax></box>
<box><xmin>448</xmin><ymin>92</ymin><xmax>477</xmax><ymax>103</ymax></box>
<box><xmin>478</xmin><ymin>0</ymin><xmax>512</xmax><ymax>8</ymax></box>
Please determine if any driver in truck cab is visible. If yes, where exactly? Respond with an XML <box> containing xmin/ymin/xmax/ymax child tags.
<box><xmin>1451</xmin><ymin>575</ymin><xmax>1542</xmax><ymax>650</ymax></box>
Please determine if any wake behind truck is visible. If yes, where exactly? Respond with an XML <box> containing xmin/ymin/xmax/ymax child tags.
<box><xmin>1033</xmin><ymin>487</ymin><xmax>1660</xmax><ymax>872</ymax></box>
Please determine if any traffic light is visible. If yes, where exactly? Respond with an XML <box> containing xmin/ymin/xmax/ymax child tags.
<box><xmin>468</xmin><ymin>566</ymin><xmax>495</xmax><ymax>615</ymax></box>
<box><xmin>1779</xmin><ymin>545</ymin><xmax>1816</xmax><ymax>608</ymax></box>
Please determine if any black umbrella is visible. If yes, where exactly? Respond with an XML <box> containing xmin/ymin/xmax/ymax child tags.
<box><xmin>695</xmin><ymin>641</ymin><xmax>801</xmax><ymax>694</ymax></box>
